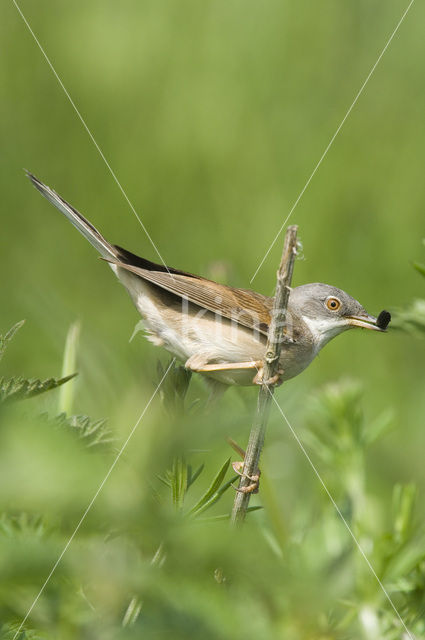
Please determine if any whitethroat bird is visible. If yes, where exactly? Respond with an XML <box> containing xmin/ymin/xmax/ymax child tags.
<box><xmin>27</xmin><ymin>172</ymin><xmax>390</xmax><ymax>393</ymax></box>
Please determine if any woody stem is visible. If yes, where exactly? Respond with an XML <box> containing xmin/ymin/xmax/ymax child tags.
<box><xmin>231</xmin><ymin>225</ymin><xmax>298</xmax><ymax>526</ymax></box>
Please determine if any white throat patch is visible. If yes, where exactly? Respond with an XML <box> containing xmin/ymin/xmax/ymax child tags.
<box><xmin>302</xmin><ymin>315</ymin><xmax>347</xmax><ymax>352</ymax></box>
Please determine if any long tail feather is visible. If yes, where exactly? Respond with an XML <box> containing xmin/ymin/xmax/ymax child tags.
<box><xmin>26</xmin><ymin>171</ymin><xmax>117</xmax><ymax>260</ymax></box>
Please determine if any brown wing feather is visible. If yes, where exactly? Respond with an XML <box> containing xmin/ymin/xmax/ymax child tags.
<box><xmin>107</xmin><ymin>259</ymin><xmax>272</xmax><ymax>335</ymax></box>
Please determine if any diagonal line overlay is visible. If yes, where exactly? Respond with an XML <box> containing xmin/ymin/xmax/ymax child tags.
<box><xmin>250</xmin><ymin>0</ymin><xmax>416</xmax><ymax>283</ymax></box>
<box><xmin>12</xmin><ymin>359</ymin><xmax>176</xmax><ymax>640</ymax></box>
<box><xmin>12</xmin><ymin>0</ymin><xmax>171</xmax><ymax>275</ymax></box>
<box><xmin>268</xmin><ymin>389</ymin><xmax>415</xmax><ymax>640</ymax></box>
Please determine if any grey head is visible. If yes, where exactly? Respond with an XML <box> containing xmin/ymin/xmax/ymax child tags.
<box><xmin>288</xmin><ymin>283</ymin><xmax>387</xmax><ymax>350</ymax></box>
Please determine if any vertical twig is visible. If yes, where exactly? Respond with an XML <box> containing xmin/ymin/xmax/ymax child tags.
<box><xmin>231</xmin><ymin>225</ymin><xmax>298</xmax><ymax>525</ymax></box>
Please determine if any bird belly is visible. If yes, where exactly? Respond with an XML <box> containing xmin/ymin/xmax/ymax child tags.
<box><xmin>118</xmin><ymin>268</ymin><xmax>266</xmax><ymax>383</ymax></box>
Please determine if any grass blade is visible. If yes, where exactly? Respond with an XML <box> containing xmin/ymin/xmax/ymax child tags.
<box><xmin>189</xmin><ymin>458</ymin><xmax>231</xmax><ymax>515</ymax></box>
<box><xmin>58</xmin><ymin>321</ymin><xmax>80</xmax><ymax>415</ymax></box>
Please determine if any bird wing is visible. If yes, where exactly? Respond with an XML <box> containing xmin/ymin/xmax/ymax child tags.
<box><xmin>27</xmin><ymin>172</ymin><xmax>272</xmax><ymax>337</ymax></box>
<box><xmin>107</xmin><ymin>259</ymin><xmax>272</xmax><ymax>335</ymax></box>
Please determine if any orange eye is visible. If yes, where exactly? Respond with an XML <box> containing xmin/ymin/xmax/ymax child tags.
<box><xmin>326</xmin><ymin>297</ymin><xmax>341</xmax><ymax>311</ymax></box>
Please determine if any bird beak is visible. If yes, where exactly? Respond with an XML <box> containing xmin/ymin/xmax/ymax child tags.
<box><xmin>345</xmin><ymin>313</ymin><xmax>386</xmax><ymax>332</ymax></box>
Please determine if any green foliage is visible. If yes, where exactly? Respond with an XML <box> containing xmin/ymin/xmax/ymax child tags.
<box><xmin>0</xmin><ymin>512</ymin><xmax>48</xmax><ymax>541</ymax></box>
<box><xmin>0</xmin><ymin>320</ymin><xmax>25</xmax><ymax>363</ymax></box>
<box><xmin>48</xmin><ymin>412</ymin><xmax>113</xmax><ymax>449</ymax></box>
<box><xmin>413</xmin><ymin>239</ymin><xmax>425</xmax><ymax>277</ymax></box>
<box><xmin>121</xmin><ymin>596</ymin><xmax>143</xmax><ymax>628</ymax></box>
<box><xmin>306</xmin><ymin>382</ymin><xmax>425</xmax><ymax>638</ymax></box>
<box><xmin>0</xmin><ymin>320</ymin><xmax>78</xmax><ymax>405</ymax></box>
<box><xmin>155</xmin><ymin>363</ymin><xmax>244</xmax><ymax>519</ymax></box>
<box><xmin>413</xmin><ymin>262</ymin><xmax>425</xmax><ymax>278</ymax></box>
<box><xmin>1</xmin><ymin>356</ymin><xmax>425</xmax><ymax>639</ymax></box>
<box><xmin>157</xmin><ymin>360</ymin><xmax>192</xmax><ymax>416</ymax></box>
<box><xmin>392</xmin><ymin>240</ymin><xmax>425</xmax><ymax>336</ymax></box>
<box><xmin>158</xmin><ymin>456</ymin><xmax>235</xmax><ymax>517</ymax></box>
<box><xmin>0</xmin><ymin>373</ymin><xmax>77</xmax><ymax>405</ymax></box>
<box><xmin>0</xmin><ymin>624</ymin><xmax>47</xmax><ymax>640</ymax></box>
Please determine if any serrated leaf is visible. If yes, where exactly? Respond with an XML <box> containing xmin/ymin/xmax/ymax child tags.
<box><xmin>0</xmin><ymin>320</ymin><xmax>25</xmax><ymax>362</ymax></box>
<box><xmin>52</xmin><ymin>413</ymin><xmax>113</xmax><ymax>448</ymax></box>
<box><xmin>0</xmin><ymin>373</ymin><xmax>77</xmax><ymax>404</ymax></box>
<box><xmin>0</xmin><ymin>512</ymin><xmax>47</xmax><ymax>539</ymax></box>
<box><xmin>189</xmin><ymin>458</ymin><xmax>231</xmax><ymax>515</ymax></box>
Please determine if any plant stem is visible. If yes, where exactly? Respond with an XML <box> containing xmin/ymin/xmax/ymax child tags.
<box><xmin>231</xmin><ymin>225</ymin><xmax>298</xmax><ymax>525</ymax></box>
<box><xmin>58</xmin><ymin>321</ymin><xmax>80</xmax><ymax>415</ymax></box>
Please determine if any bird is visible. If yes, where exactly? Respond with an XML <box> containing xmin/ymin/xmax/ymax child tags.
<box><xmin>27</xmin><ymin>172</ymin><xmax>390</xmax><ymax>394</ymax></box>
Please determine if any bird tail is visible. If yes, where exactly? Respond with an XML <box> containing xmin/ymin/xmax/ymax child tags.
<box><xmin>26</xmin><ymin>171</ymin><xmax>118</xmax><ymax>261</ymax></box>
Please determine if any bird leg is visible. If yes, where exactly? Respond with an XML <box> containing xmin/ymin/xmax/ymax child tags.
<box><xmin>227</xmin><ymin>437</ymin><xmax>261</xmax><ymax>494</ymax></box>
<box><xmin>185</xmin><ymin>356</ymin><xmax>263</xmax><ymax>374</ymax></box>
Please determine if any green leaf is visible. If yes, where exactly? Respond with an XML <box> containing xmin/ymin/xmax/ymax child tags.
<box><xmin>392</xmin><ymin>483</ymin><xmax>417</xmax><ymax>543</ymax></box>
<box><xmin>171</xmin><ymin>457</ymin><xmax>188</xmax><ymax>510</ymax></box>
<box><xmin>191</xmin><ymin>475</ymin><xmax>237</xmax><ymax>516</ymax></box>
<box><xmin>246</xmin><ymin>505</ymin><xmax>263</xmax><ymax>514</ymax></box>
<box><xmin>383</xmin><ymin>532</ymin><xmax>425</xmax><ymax>582</ymax></box>
<box><xmin>197</xmin><ymin>514</ymin><xmax>230</xmax><ymax>522</ymax></box>
<box><xmin>0</xmin><ymin>512</ymin><xmax>47</xmax><ymax>539</ymax></box>
<box><xmin>198</xmin><ymin>505</ymin><xmax>263</xmax><ymax>522</ymax></box>
<box><xmin>157</xmin><ymin>474</ymin><xmax>172</xmax><ymax>488</ymax></box>
<box><xmin>187</xmin><ymin>463</ymin><xmax>204</xmax><ymax>489</ymax></box>
<box><xmin>122</xmin><ymin>596</ymin><xmax>143</xmax><ymax>627</ymax></box>
<box><xmin>413</xmin><ymin>261</ymin><xmax>425</xmax><ymax>277</ymax></box>
<box><xmin>52</xmin><ymin>413</ymin><xmax>113</xmax><ymax>448</ymax></box>
<box><xmin>189</xmin><ymin>458</ymin><xmax>231</xmax><ymax>515</ymax></box>
<box><xmin>0</xmin><ymin>623</ymin><xmax>47</xmax><ymax>639</ymax></box>
<box><xmin>0</xmin><ymin>320</ymin><xmax>25</xmax><ymax>362</ymax></box>
<box><xmin>363</xmin><ymin>408</ymin><xmax>394</xmax><ymax>446</ymax></box>
<box><xmin>391</xmin><ymin>300</ymin><xmax>425</xmax><ymax>336</ymax></box>
<box><xmin>0</xmin><ymin>373</ymin><xmax>77</xmax><ymax>404</ymax></box>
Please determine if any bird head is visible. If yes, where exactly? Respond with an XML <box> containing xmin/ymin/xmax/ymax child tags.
<box><xmin>289</xmin><ymin>283</ymin><xmax>389</xmax><ymax>349</ymax></box>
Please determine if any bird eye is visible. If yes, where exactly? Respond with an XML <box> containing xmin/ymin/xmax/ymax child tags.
<box><xmin>326</xmin><ymin>297</ymin><xmax>341</xmax><ymax>311</ymax></box>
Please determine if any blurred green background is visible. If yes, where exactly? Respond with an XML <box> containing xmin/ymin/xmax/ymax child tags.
<box><xmin>1</xmin><ymin>1</ymin><xmax>424</xmax><ymax>638</ymax></box>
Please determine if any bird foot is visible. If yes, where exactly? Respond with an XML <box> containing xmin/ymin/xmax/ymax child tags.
<box><xmin>231</xmin><ymin>461</ymin><xmax>261</xmax><ymax>494</ymax></box>
<box><xmin>252</xmin><ymin>367</ymin><xmax>284</xmax><ymax>387</ymax></box>
<box><xmin>226</xmin><ymin>438</ymin><xmax>262</xmax><ymax>494</ymax></box>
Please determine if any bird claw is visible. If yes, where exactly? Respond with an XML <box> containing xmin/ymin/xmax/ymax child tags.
<box><xmin>252</xmin><ymin>367</ymin><xmax>284</xmax><ymax>387</ymax></box>
<box><xmin>231</xmin><ymin>461</ymin><xmax>261</xmax><ymax>494</ymax></box>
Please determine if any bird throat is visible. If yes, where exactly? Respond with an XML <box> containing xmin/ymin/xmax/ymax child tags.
<box><xmin>300</xmin><ymin>314</ymin><xmax>347</xmax><ymax>352</ymax></box>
